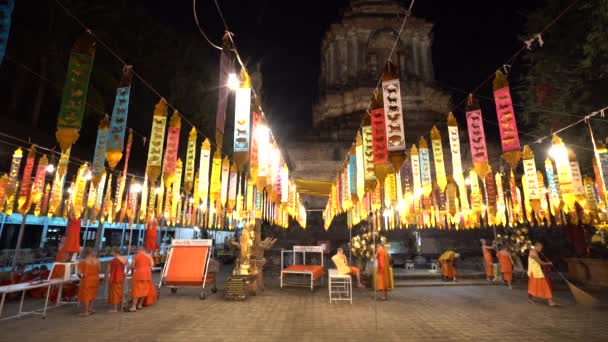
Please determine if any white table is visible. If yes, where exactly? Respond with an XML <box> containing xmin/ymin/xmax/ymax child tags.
<box><xmin>0</xmin><ymin>278</ymin><xmax>74</xmax><ymax>321</ymax></box>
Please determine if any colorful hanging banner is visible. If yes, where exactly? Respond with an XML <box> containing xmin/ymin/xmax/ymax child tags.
<box><xmin>92</xmin><ymin>116</ymin><xmax>109</xmax><ymax>187</ymax></box>
<box><xmin>233</xmin><ymin>82</ymin><xmax>251</xmax><ymax>153</ymax></box>
<box><xmin>522</xmin><ymin>146</ymin><xmax>540</xmax><ymax>201</ymax></box>
<box><xmin>216</xmin><ymin>36</ymin><xmax>231</xmax><ymax>134</ymax></box>
<box><xmin>198</xmin><ymin>139</ymin><xmax>211</xmax><ymax>207</ymax></box>
<box><xmin>5</xmin><ymin>147</ymin><xmax>22</xmax><ymax>214</ymax></box>
<box><xmin>256</xmin><ymin>124</ymin><xmax>270</xmax><ymax>189</ymax></box>
<box><xmin>105</xmin><ymin>67</ymin><xmax>132</xmax><ymax>170</ymax></box>
<box><xmin>220</xmin><ymin>157</ymin><xmax>230</xmax><ymax>208</ymax></box>
<box><xmin>411</xmin><ymin>145</ymin><xmax>421</xmax><ymax>200</ymax></box>
<box><xmin>600</xmin><ymin>146</ymin><xmax>608</xmax><ymax>198</ymax></box>
<box><xmin>184</xmin><ymin>128</ymin><xmax>197</xmax><ymax>194</ymax></box>
<box><xmin>0</xmin><ymin>0</ymin><xmax>15</xmax><ymax>65</ymax></box>
<box><xmin>447</xmin><ymin>112</ymin><xmax>469</xmax><ymax>210</ymax></box>
<box><xmin>370</xmin><ymin>108</ymin><xmax>388</xmax><ymax>165</ymax></box>
<box><xmin>568</xmin><ymin>150</ymin><xmax>585</xmax><ymax>196</ymax></box>
<box><xmin>361</xmin><ymin>125</ymin><xmax>376</xmax><ymax>182</ymax></box>
<box><xmin>430</xmin><ymin>126</ymin><xmax>447</xmax><ymax>191</ymax></box>
<box><xmin>419</xmin><ymin>137</ymin><xmax>432</xmax><ymax>196</ymax></box>
<box><xmin>228</xmin><ymin>164</ymin><xmax>237</xmax><ymax>211</ymax></box>
<box><xmin>493</xmin><ymin>71</ymin><xmax>521</xmax><ymax>168</ymax></box>
<box><xmin>355</xmin><ymin>133</ymin><xmax>365</xmax><ymax>201</ymax></box>
<box><xmin>31</xmin><ymin>155</ymin><xmax>48</xmax><ymax>205</ymax></box>
<box><xmin>551</xmin><ymin>135</ymin><xmax>573</xmax><ymax>200</ymax></box>
<box><xmin>17</xmin><ymin>147</ymin><xmax>36</xmax><ymax>213</ymax></box>
<box><xmin>146</xmin><ymin>99</ymin><xmax>168</xmax><ymax>182</ymax></box>
<box><xmin>281</xmin><ymin>165</ymin><xmax>289</xmax><ymax>204</ymax></box>
<box><xmin>55</xmin><ymin>33</ymin><xmax>96</xmax><ymax>152</ymax></box>
<box><xmin>163</xmin><ymin>111</ymin><xmax>181</xmax><ymax>187</ymax></box>
<box><xmin>466</xmin><ymin>95</ymin><xmax>489</xmax><ymax>178</ymax></box>
<box><xmin>382</xmin><ymin>78</ymin><xmax>406</xmax><ymax>151</ymax></box>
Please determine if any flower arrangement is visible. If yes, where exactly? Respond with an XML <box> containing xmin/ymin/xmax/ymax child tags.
<box><xmin>496</xmin><ymin>226</ymin><xmax>532</xmax><ymax>256</ymax></box>
<box><xmin>350</xmin><ymin>232</ymin><xmax>388</xmax><ymax>260</ymax></box>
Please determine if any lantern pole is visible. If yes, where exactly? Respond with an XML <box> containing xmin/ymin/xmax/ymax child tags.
<box><xmin>12</xmin><ymin>213</ymin><xmax>28</xmax><ymax>268</ymax></box>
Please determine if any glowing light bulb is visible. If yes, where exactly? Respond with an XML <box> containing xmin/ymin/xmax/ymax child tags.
<box><xmin>46</xmin><ymin>164</ymin><xmax>55</xmax><ymax>173</ymax></box>
<box><xmin>130</xmin><ymin>183</ymin><xmax>142</xmax><ymax>193</ymax></box>
<box><xmin>155</xmin><ymin>187</ymin><xmax>162</xmax><ymax>195</ymax></box>
<box><xmin>227</xmin><ymin>73</ymin><xmax>239</xmax><ymax>90</ymax></box>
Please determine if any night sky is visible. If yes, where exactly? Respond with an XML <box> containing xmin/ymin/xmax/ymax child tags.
<box><xmin>146</xmin><ymin>0</ymin><xmax>543</xmax><ymax>139</ymax></box>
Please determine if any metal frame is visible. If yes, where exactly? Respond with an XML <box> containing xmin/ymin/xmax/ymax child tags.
<box><xmin>159</xmin><ymin>239</ymin><xmax>214</xmax><ymax>299</ymax></box>
<box><xmin>328</xmin><ymin>269</ymin><xmax>352</xmax><ymax>304</ymax></box>
<box><xmin>280</xmin><ymin>246</ymin><xmax>325</xmax><ymax>291</ymax></box>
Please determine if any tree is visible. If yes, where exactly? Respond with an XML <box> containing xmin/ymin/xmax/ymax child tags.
<box><xmin>519</xmin><ymin>0</ymin><xmax>608</xmax><ymax>170</ymax></box>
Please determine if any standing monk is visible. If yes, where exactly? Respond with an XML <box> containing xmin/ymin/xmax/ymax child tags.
<box><xmin>481</xmin><ymin>239</ymin><xmax>495</xmax><ymax>281</ymax></box>
<box><xmin>438</xmin><ymin>250</ymin><xmax>459</xmax><ymax>281</ymax></box>
<box><xmin>375</xmin><ymin>242</ymin><xmax>391</xmax><ymax>300</ymax></box>
<box><xmin>129</xmin><ymin>246</ymin><xmax>154</xmax><ymax>312</ymax></box>
<box><xmin>77</xmin><ymin>247</ymin><xmax>100</xmax><ymax>316</ymax></box>
<box><xmin>144</xmin><ymin>219</ymin><xmax>159</xmax><ymax>255</ymax></box>
<box><xmin>497</xmin><ymin>244</ymin><xmax>514</xmax><ymax>289</ymax></box>
<box><xmin>106</xmin><ymin>247</ymin><xmax>127</xmax><ymax>313</ymax></box>
<box><xmin>527</xmin><ymin>242</ymin><xmax>558</xmax><ymax>306</ymax></box>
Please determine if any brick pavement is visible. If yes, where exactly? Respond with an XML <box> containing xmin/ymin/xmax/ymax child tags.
<box><xmin>1</xmin><ymin>274</ymin><xmax>607</xmax><ymax>342</ymax></box>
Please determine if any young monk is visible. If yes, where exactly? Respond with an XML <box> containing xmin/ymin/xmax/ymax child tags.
<box><xmin>480</xmin><ymin>239</ymin><xmax>495</xmax><ymax>281</ymax></box>
<box><xmin>106</xmin><ymin>247</ymin><xmax>127</xmax><ymax>313</ymax></box>
<box><xmin>144</xmin><ymin>219</ymin><xmax>159</xmax><ymax>255</ymax></box>
<box><xmin>497</xmin><ymin>244</ymin><xmax>514</xmax><ymax>289</ymax></box>
<box><xmin>77</xmin><ymin>247</ymin><xmax>100</xmax><ymax>316</ymax></box>
<box><xmin>375</xmin><ymin>242</ymin><xmax>391</xmax><ymax>300</ymax></box>
<box><xmin>527</xmin><ymin>242</ymin><xmax>558</xmax><ymax>306</ymax></box>
<box><xmin>129</xmin><ymin>246</ymin><xmax>154</xmax><ymax>312</ymax></box>
<box><xmin>332</xmin><ymin>248</ymin><xmax>364</xmax><ymax>287</ymax></box>
<box><xmin>49</xmin><ymin>239</ymin><xmax>78</xmax><ymax>303</ymax></box>
<box><xmin>438</xmin><ymin>250</ymin><xmax>460</xmax><ymax>282</ymax></box>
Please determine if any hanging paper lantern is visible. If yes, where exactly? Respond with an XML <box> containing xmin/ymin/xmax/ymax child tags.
<box><xmin>184</xmin><ymin>128</ymin><xmax>197</xmax><ymax>195</ymax></box>
<box><xmin>5</xmin><ymin>147</ymin><xmax>22</xmax><ymax>215</ymax></box>
<box><xmin>105</xmin><ymin>67</ymin><xmax>133</xmax><ymax>170</ymax></box>
<box><xmin>146</xmin><ymin>99</ymin><xmax>168</xmax><ymax>183</ymax></box>
<box><xmin>199</xmin><ymin>139</ymin><xmax>211</xmax><ymax>210</ymax></box>
<box><xmin>0</xmin><ymin>174</ymin><xmax>7</xmax><ymax>214</ymax></box>
<box><xmin>493</xmin><ymin>71</ymin><xmax>521</xmax><ymax>169</ymax></box>
<box><xmin>430</xmin><ymin>126</ymin><xmax>447</xmax><ymax>191</ymax></box>
<box><xmin>568</xmin><ymin>149</ymin><xmax>586</xmax><ymax>199</ymax></box>
<box><xmin>447</xmin><ymin>112</ymin><xmax>470</xmax><ymax>211</ymax></box>
<box><xmin>233</xmin><ymin>71</ymin><xmax>251</xmax><ymax>169</ymax></box>
<box><xmin>86</xmin><ymin>176</ymin><xmax>97</xmax><ymax>210</ymax></box>
<box><xmin>466</xmin><ymin>95</ymin><xmax>490</xmax><ymax>179</ymax></box>
<box><xmin>31</xmin><ymin>155</ymin><xmax>48</xmax><ymax>206</ymax></box>
<box><xmin>385</xmin><ymin>172</ymin><xmax>397</xmax><ymax>208</ymax></box>
<box><xmin>90</xmin><ymin>116</ymin><xmax>109</xmax><ymax>187</ymax></box>
<box><xmin>48</xmin><ymin>155</ymin><xmax>67</xmax><ymax>218</ymax></box>
<box><xmin>55</xmin><ymin>33</ymin><xmax>96</xmax><ymax>152</ymax></box>
<box><xmin>419</xmin><ymin>137</ymin><xmax>432</xmax><ymax>197</ymax></box>
<box><xmin>18</xmin><ymin>146</ymin><xmax>36</xmax><ymax>214</ymax></box>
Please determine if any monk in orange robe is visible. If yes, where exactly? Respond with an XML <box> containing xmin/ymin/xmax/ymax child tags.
<box><xmin>77</xmin><ymin>247</ymin><xmax>100</xmax><ymax>316</ymax></box>
<box><xmin>129</xmin><ymin>246</ymin><xmax>155</xmax><ymax>311</ymax></box>
<box><xmin>528</xmin><ymin>242</ymin><xmax>557</xmax><ymax>306</ymax></box>
<box><xmin>49</xmin><ymin>241</ymin><xmax>78</xmax><ymax>303</ymax></box>
<box><xmin>63</xmin><ymin>215</ymin><xmax>82</xmax><ymax>255</ymax></box>
<box><xmin>144</xmin><ymin>219</ymin><xmax>159</xmax><ymax>254</ymax></box>
<box><xmin>480</xmin><ymin>239</ymin><xmax>495</xmax><ymax>281</ymax></box>
<box><xmin>375</xmin><ymin>243</ymin><xmax>391</xmax><ymax>301</ymax></box>
<box><xmin>438</xmin><ymin>250</ymin><xmax>459</xmax><ymax>281</ymax></box>
<box><xmin>497</xmin><ymin>244</ymin><xmax>514</xmax><ymax>289</ymax></box>
<box><xmin>106</xmin><ymin>247</ymin><xmax>127</xmax><ymax>313</ymax></box>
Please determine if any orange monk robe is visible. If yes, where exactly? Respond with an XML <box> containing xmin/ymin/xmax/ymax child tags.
<box><xmin>144</xmin><ymin>223</ymin><xmax>159</xmax><ymax>253</ymax></box>
<box><xmin>375</xmin><ymin>246</ymin><xmax>392</xmax><ymax>291</ymax></box>
<box><xmin>108</xmin><ymin>258</ymin><xmax>125</xmax><ymax>305</ymax></box>
<box><xmin>63</xmin><ymin>218</ymin><xmax>82</xmax><ymax>254</ymax></box>
<box><xmin>438</xmin><ymin>250</ymin><xmax>457</xmax><ymax>280</ymax></box>
<box><xmin>132</xmin><ymin>252</ymin><xmax>153</xmax><ymax>299</ymax></box>
<box><xmin>77</xmin><ymin>261</ymin><xmax>99</xmax><ymax>303</ymax></box>
<box><xmin>497</xmin><ymin>251</ymin><xmax>513</xmax><ymax>282</ymax></box>
<box><xmin>527</xmin><ymin>250</ymin><xmax>552</xmax><ymax>299</ymax></box>
<box><xmin>483</xmin><ymin>249</ymin><xmax>494</xmax><ymax>277</ymax></box>
<box><xmin>49</xmin><ymin>249</ymin><xmax>77</xmax><ymax>303</ymax></box>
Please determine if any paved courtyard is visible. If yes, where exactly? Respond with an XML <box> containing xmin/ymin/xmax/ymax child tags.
<box><xmin>1</xmin><ymin>273</ymin><xmax>607</xmax><ymax>342</ymax></box>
